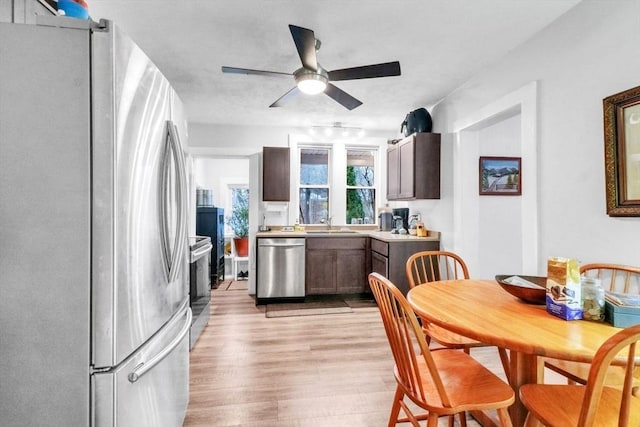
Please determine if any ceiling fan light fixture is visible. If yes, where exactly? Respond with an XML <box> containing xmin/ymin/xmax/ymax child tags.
<box><xmin>297</xmin><ymin>74</ymin><xmax>327</xmax><ymax>95</ymax></box>
<box><xmin>294</xmin><ymin>67</ymin><xmax>328</xmax><ymax>95</ymax></box>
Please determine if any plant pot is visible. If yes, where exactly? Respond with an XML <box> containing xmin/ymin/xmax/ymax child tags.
<box><xmin>233</xmin><ymin>237</ymin><xmax>249</xmax><ymax>257</ymax></box>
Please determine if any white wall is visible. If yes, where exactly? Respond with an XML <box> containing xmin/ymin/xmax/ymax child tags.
<box><xmin>476</xmin><ymin>115</ymin><xmax>523</xmax><ymax>278</ymax></box>
<box><xmin>194</xmin><ymin>157</ymin><xmax>249</xmax><ymax>212</ymax></box>
<box><xmin>431</xmin><ymin>0</ymin><xmax>640</xmax><ymax>272</ymax></box>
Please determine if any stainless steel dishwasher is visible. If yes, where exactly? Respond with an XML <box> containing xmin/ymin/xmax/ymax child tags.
<box><xmin>257</xmin><ymin>238</ymin><xmax>306</xmax><ymax>300</ymax></box>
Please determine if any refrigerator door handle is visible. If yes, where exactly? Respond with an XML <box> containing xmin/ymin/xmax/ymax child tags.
<box><xmin>127</xmin><ymin>306</ymin><xmax>192</xmax><ymax>383</ymax></box>
<box><xmin>161</xmin><ymin>120</ymin><xmax>189</xmax><ymax>283</ymax></box>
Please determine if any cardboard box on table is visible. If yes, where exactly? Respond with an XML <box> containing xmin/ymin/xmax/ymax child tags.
<box><xmin>546</xmin><ymin>257</ymin><xmax>582</xmax><ymax>320</ymax></box>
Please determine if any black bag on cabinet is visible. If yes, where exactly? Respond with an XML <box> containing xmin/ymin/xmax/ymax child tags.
<box><xmin>400</xmin><ymin>107</ymin><xmax>433</xmax><ymax>136</ymax></box>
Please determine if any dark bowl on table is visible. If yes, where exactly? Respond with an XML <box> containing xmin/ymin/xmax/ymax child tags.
<box><xmin>495</xmin><ymin>275</ymin><xmax>547</xmax><ymax>304</ymax></box>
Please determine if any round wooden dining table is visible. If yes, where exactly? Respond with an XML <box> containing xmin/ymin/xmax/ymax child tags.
<box><xmin>407</xmin><ymin>278</ymin><xmax>624</xmax><ymax>427</ymax></box>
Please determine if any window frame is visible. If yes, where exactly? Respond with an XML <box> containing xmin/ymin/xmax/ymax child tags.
<box><xmin>291</xmin><ymin>137</ymin><xmax>381</xmax><ymax>226</ymax></box>
<box><xmin>298</xmin><ymin>145</ymin><xmax>332</xmax><ymax>224</ymax></box>
<box><xmin>345</xmin><ymin>147</ymin><xmax>377</xmax><ymax>224</ymax></box>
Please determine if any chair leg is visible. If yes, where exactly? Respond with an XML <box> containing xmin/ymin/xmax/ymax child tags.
<box><xmin>496</xmin><ymin>408</ymin><xmax>513</xmax><ymax>426</ymax></box>
<box><xmin>498</xmin><ymin>347</ymin><xmax>510</xmax><ymax>379</ymax></box>
<box><xmin>388</xmin><ymin>386</ymin><xmax>404</xmax><ymax>427</ymax></box>
<box><xmin>523</xmin><ymin>412</ymin><xmax>540</xmax><ymax>427</ymax></box>
<box><xmin>458</xmin><ymin>412</ymin><xmax>467</xmax><ymax>427</ymax></box>
<box><xmin>398</xmin><ymin>400</ymin><xmax>420</xmax><ymax>427</ymax></box>
<box><xmin>427</xmin><ymin>412</ymin><xmax>439</xmax><ymax>427</ymax></box>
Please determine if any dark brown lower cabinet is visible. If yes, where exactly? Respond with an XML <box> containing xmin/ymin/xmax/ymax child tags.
<box><xmin>305</xmin><ymin>237</ymin><xmax>369</xmax><ymax>295</ymax></box>
<box><xmin>370</xmin><ymin>238</ymin><xmax>439</xmax><ymax>295</ymax></box>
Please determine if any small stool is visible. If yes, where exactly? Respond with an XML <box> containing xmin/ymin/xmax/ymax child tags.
<box><xmin>232</xmin><ymin>256</ymin><xmax>249</xmax><ymax>280</ymax></box>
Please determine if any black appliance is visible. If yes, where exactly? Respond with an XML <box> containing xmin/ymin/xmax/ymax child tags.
<box><xmin>189</xmin><ymin>236</ymin><xmax>212</xmax><ymax>349</ymax></box>
<box><xmin>400</xmin><ymin>107</ymin><xmax>433</xmax><ymax>136</ymax></box>
<box><xmin>196</xmin><ymin>207</ymin><xmax>225</xmax><ymax>286</ymax></box>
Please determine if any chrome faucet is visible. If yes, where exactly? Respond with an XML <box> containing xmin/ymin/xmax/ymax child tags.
<box><xmin>320</xmin><ymin>216</ymin><xmax>332</xmax><ymax>230</ymax></box>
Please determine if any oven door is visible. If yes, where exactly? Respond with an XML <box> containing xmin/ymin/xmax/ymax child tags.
<box><xmin>189</xmin><ymin>237</ymin><xmax>212</xmax><ymax>348</ymax></box>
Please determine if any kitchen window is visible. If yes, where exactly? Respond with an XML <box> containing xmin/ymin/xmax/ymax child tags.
<box><xmin>346</xmin><ymin>148</ymin><xmax>375</xmax><ymax>224</ymax></box>
<box><xmin>299</xmin><ymin>148</ymin><xmax>330</xmax><ymax>224</ymax></box>
<box><xmin>296</xmin><ymin>143</ymin><xmax>379</xmax><ymax>225</ymax></box>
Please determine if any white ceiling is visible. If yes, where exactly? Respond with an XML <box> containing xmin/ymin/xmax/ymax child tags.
<box><xmin>88</xmin><ymin>0</ymin><xmax>581</xmax><ymax>132</ymax></box>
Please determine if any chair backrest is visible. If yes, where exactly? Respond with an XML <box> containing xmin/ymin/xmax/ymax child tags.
<box><xmin>406</xmin><ymin>250</ymin><xmax>470</xmax><ymax>288</ymax></box>
<box><xmin>579</xmin><ymin>324</ymin><xmax>640</xmax><ymax>426</ymax></box>
<box><xmin>368</xmin><ymin>272</ymin><xmax>452</xmax><ymax>407</ymax></box>
<box><xmin>580</xmin><ymin>263</ymin><xmax>640</xmax><ymax>294</ymax></box>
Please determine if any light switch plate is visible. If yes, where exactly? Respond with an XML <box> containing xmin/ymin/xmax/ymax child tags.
<box><xmin>282</xmin><ymin>226</ymin><xmax>294</xmax><ymax>231</ymax></box>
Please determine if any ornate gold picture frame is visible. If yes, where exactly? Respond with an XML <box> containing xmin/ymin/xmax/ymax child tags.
<box><xmin>603</xmin><ymin>85</ymin><xmax>640</xmax><ymax>217</ymax></box>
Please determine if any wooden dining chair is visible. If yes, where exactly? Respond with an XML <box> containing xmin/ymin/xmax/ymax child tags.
<box><xmin>544</xmin><ymin>263</ymin><xmax>640</xmax><ymax>388</ymax></box>
<box><xmin>406</xmin><ymin>250</ymin><xmax>511</xmax><ymax>379</ymax></box>
<box><xmin>520</xmin><ymin>324</ymin><xmax>640</xmax><ymax>426</ymax></box>
<box><xmin>368</xmin><ymin>272</ymin><xmax>515</xmax><ymax>427</ymax></box>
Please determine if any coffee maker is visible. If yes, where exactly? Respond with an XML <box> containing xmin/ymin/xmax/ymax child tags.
<box><xmin>392</xmin><ymin>208</ymin><xmax>409</xmax><ymax>233</ymax></box>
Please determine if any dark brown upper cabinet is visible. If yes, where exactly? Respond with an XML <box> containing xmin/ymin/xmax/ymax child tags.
<box><xmin>387</xmin><ymin>132</ymin><xmax>440</xmax><ymax>200</ymax></box>
<box><xmin>262</xmin><ymin>146</ymin><xmax>290</xmax><ymax>201</ymax></box>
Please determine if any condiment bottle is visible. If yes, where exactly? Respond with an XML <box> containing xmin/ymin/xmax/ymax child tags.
<box><xmin>581</xmin><ymin>277</ymin><xmax>605</xmax><ymax>321</ymax></box>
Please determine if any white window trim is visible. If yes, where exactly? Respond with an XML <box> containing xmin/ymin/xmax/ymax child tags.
<box><xmin>289</xmin><ymin>133</ymin><xmax>381</xmax><ymax>226</ymax></box>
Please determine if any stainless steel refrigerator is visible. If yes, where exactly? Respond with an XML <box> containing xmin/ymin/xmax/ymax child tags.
<box><xmin>0</xmin><ymin>17</ymin><xmax>191</xmax><ymax>426</ymax></box>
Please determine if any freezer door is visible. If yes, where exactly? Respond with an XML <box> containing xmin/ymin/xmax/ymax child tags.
<box><xmin>93</xmin><ymin>304</ymin><xmax>191</xmax><ymax>427</ymax></box>
<box><xmin>92</xmin><ymin>23</ymin><xmax>189</xmax><ymax>368</ymax></box>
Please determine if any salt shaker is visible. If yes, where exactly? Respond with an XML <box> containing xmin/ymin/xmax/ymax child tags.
<box><xmin>581</xmin><ymin>277</ymin><xmax>605</xmax><ymax>321</ymax></box>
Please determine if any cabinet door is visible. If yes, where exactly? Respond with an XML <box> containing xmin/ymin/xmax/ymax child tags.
<box><xmin>413</xmin><ymin>133</ymin><xmax>441</xmax><ymax>199</ymax></box>
<box><xmin>263</xmin><ymin>147</ymin><xmax>290</xmax><ymax>201</ymax></box>
<box><xmin>398</xmin><ymin>139</ymin><xmax>416</xmax><ymax>199</ymax></box>
<box><xmin>387</xmin><ymin>144</ymin><xmax>400</xmax><ymax>200</ymax></box>
<box><xmin>305</xmin><ymin>250</ymin><xmax>336</xmax><ymax>294</ymax></box>
<box><xmin>387</xmin><ymin>133</ymin><xmax>441</xmax><ymax>201</ymax></box>
<box><xmin>336</xmin><ymin>250</ymin><xmax>367</xmax><ymax>293</ymax></box>
<box><xmin>371</xmin><ymin>251</ymin><xmax>388</xmax><ymax>278</ymax></box>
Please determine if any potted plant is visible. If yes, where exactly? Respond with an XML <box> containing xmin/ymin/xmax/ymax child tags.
<box><xmin>227</xmin><ymin>204</ymin><xmax>249</xmax><ymax>257</ymax></box>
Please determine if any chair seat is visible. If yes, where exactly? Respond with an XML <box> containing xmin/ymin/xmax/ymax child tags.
<box><xmin>399</xmin><ymin>348</ymin><xmax>514</xmax><ymax>414</ymax></box>
<box><xmin>520</xmin><ymin>384</ymin><xmax>640</xmax><ymax>426</ymax></box>
<box><xmin>424</xmin><ymin>323</ymin><xmax>488</xmax><ymax>349</ymax></box>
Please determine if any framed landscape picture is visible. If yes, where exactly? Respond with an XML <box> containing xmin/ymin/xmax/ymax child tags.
<box><xmin>479</xmin><ymin>156</ymin><xmax>521</xmax><ymax>196</ymax></box>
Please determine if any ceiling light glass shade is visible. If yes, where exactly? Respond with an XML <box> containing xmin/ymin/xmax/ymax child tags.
<box><xmin>297</xmin><ymin>74</ymin><xmax>327</xmax><ymax>95</ymax></box>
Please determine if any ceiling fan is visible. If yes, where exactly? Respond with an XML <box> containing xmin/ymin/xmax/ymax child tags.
<box><xmin>221</xmin><ymin>24</ymin><xmax>401</xmax><ymax>110</ymax></box>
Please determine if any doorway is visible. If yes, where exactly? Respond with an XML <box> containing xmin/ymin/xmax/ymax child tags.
<box><xmin>452</xmin><ymin>82</ymin><xmax>539</xmax><ymax>277</ymax></box>
<box><xmin>193</xmin><ymin>156</ymin><xmax>250</xmax><ymax>282</ymax></box>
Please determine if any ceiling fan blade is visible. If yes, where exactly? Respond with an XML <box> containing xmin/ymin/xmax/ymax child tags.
<box><xmin>269</xmin><ymin>87</ymin><xmax>300</xmax><ymax>108</ymax></box>
<box><xmin>221</xmin><ymin>66</ymin><xmax>291</xmax><ymax>77</ymax></box>
<box><xmin>289</xmin><ymin>25</ymin><xmax>317</xmax><ymax>71</ymax></box>
<box><xmin>328</xmin><ymin>61</ymin><xmax>401</xmax><ymax>81</ymax></box>
<box><xmin>324</xmin><ymin>83</ymin><xmax>363</xmax><ymax>110</ymax></box>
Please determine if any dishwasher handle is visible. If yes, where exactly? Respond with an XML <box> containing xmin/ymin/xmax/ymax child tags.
<box><xmin>259</xmin><ymin>242</ymin><xmax>305</xmax><ymax>248</ymax></box>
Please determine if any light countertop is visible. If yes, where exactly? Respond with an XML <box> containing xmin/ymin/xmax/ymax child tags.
<box><xmin>255</xmin><ymin>229</ymin><xmax>440</xmax><ymax>242</ymax></box>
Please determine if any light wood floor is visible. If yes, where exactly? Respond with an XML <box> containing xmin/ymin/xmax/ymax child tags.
<box><xmin>184</xmin><ymin>283</ymin><xmax>559</xmax><ymax>426</ymax></box>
